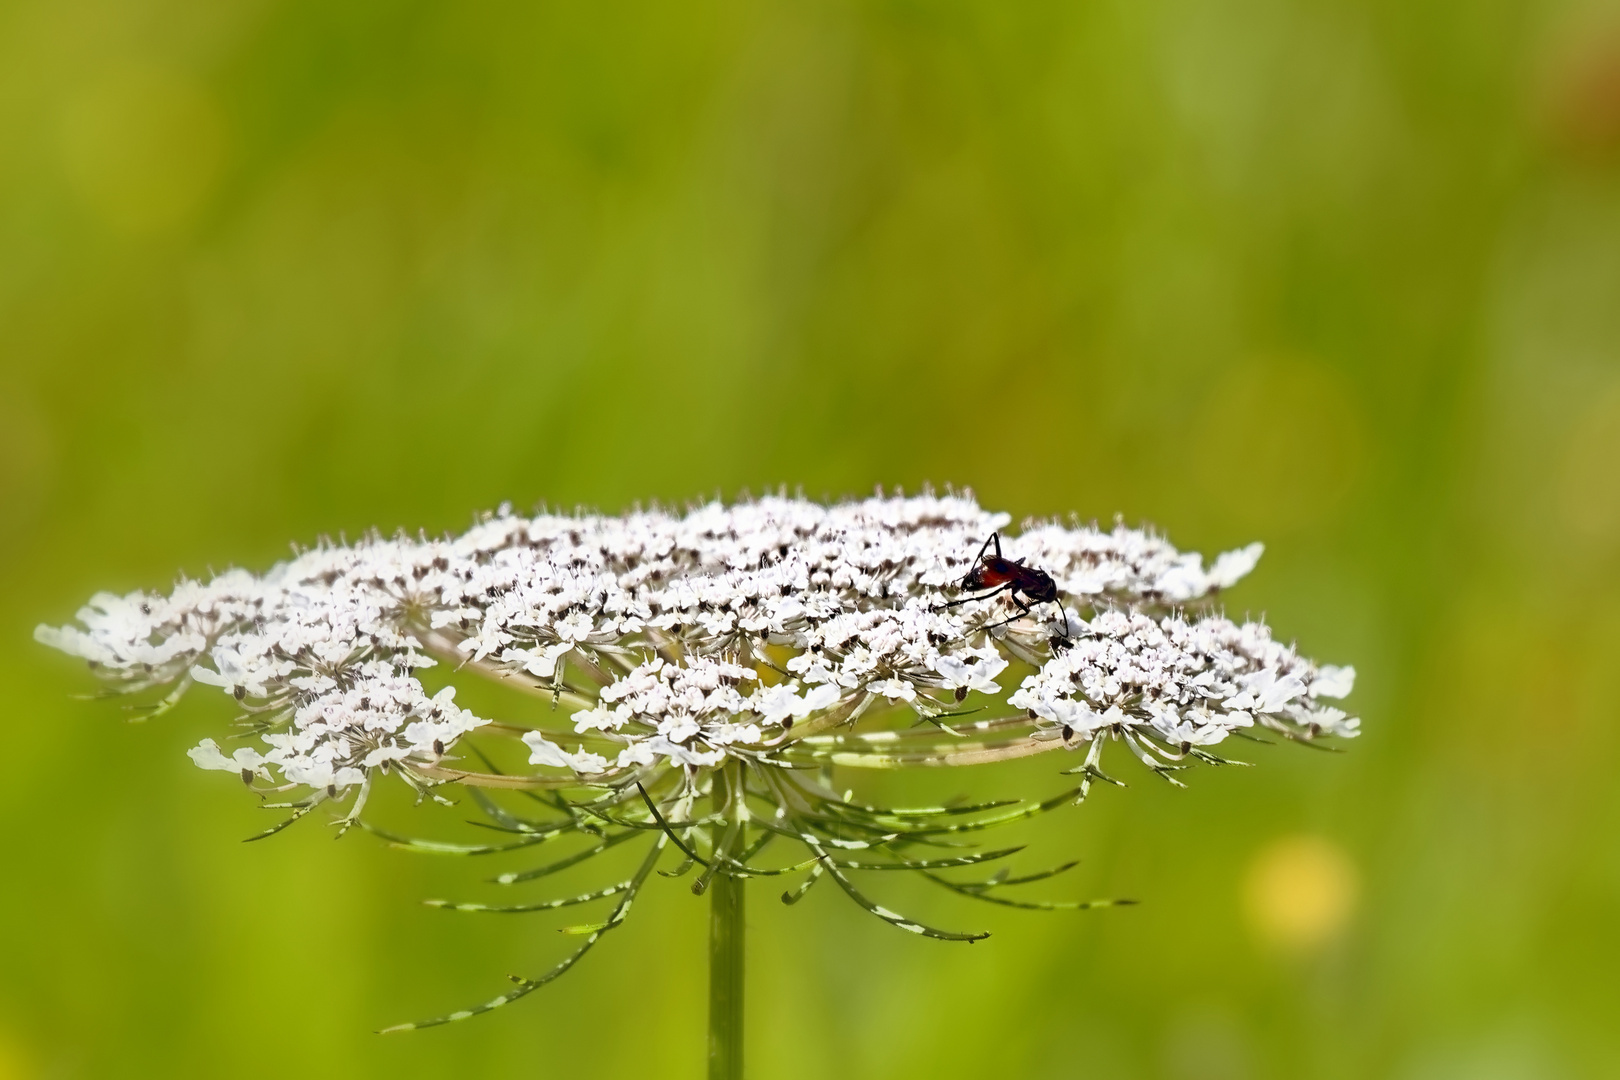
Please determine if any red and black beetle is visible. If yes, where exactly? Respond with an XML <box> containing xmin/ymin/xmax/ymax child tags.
<box><xmin>943</xmin><ymin>532</ymin><xmax>1067</xmax><ymax>634</ymax></box>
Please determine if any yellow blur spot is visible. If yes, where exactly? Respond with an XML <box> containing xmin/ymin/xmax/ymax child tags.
<box><xmin>1242</xmin><ymin>834</ymin><xmax>1358</xmax><ymax>951</ymax></box>
<box><xmin>59</xmin><ymin>62</ymin><xmax>226</xmax><ymax>236</ymax></box>
<box><xmin>1556</xmin><ymin>382</ymin><xmax>1620</xmax><ymax>549</ymax></box>
<box><xmin>0</xmin><ymin>1026</ymin><xmax>35</xmax><ymax>1080</ymax></box>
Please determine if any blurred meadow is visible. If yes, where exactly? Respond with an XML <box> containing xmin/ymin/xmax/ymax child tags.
<box><xmin>4</xmin><ymin>0</ymin><xmax>1620</xmax><ymax>1076</ymax></box>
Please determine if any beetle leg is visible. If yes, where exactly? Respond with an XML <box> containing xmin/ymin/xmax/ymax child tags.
<box><xmin>1047</xmin><ymin>599</ymin><xmax>1072</xmax><ymax>642</ymax></box>
<box><xmin>938</xmin><ymin>582</ymin><xmax>1014</xmax><ymax>610</ymax></box>
<box><xmin>979</xmin><ymin>593</ymin><xmax>1037</xmax><ymax>633</ymax></box>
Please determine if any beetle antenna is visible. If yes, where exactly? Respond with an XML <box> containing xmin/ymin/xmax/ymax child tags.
<box><xmin>972</xmin><ymin>532</ymin><xmax>996</xmax><ymax>566</ymax></box>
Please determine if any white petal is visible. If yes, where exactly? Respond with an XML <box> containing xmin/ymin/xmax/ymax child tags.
<box><xmin>522</xmin><ymin>731</ymin><xmax>574</xmax><ymax>769</ymax></box>
<box><xmin>1310</xmin><ymin>665</ymin><xmax>1356</xmax><ymax>699</ymax></box>
<box><xmin>1209</xmin><ymin>542</ymin><xmax>1264</xmax><ymax>588</ymax></box>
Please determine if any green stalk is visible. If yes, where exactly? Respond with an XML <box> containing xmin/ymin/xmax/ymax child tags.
<box><xmin>708</xmin><ymin>762</ymin><xmax>746</xmax><ymax>1080</ymax></box>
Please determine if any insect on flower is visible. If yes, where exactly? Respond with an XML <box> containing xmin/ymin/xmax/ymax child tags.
<box><xmin>945</xmin><ymin>531</ymin><xmax>1067</xmax><ymax>636</ymax></box>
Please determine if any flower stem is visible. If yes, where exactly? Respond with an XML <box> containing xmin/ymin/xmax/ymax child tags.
<box><xmin>709</xmin><ymin>762</ymin><xmax>745</xmax><ymax>1080</ymax></box>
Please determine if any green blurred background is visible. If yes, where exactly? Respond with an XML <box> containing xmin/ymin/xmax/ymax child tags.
<box><xmin>4</xmin><ymin>0</ymin><xmax>1620</xmax><ymax>1076</ymax></box>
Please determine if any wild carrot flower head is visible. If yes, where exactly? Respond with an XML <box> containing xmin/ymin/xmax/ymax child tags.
<box><xmin>37</xmin><ymin>489</ymin><xmax>1356</xmax><ymax>1028</ymax></box>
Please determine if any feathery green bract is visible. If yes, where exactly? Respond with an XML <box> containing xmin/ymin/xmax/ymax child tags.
<box><xmin>924</xmin><ymin>872</ymin><xmax>1135</xmax><ymax>911</ymax></box>
<box><xmin>491</xmin><ymin>831</ymin><xmax>643</xmax><ymax>885</ymax></box>
<box><xmin>780</xmin><ymin>863</ymin><xmax>825</xmax><ymax>905</ymax></box>
<box><xmin>378</xmin><ymin>835</ymin><xmax>671</xmax><ymax>1033</ymax></box>
<box><xmin>366</xmin><ymin>745</ymin><xmax>1148</xmax><ymax>1028</ymax></box>
<box><xmin>423</xmin><ymin>882</ymin><xmax>630</xmax><ymax>913</ymax></box>
<box><xmin>358</xmin><ymin>821</ymin><xmax>569</xmax><ymax>856</ymax></box>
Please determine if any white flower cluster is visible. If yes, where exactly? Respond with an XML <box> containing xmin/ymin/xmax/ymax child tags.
<box><xmin>1014</xmin><ymin>527</ymin><xmax>1264</xmax><ymax>604</ymax></box>
<box><xmin>1008</xmin><ymin>610</ymin><xmax>1357</xmax><ymax>753</ymax></box>
<box><xmin>34</xmin><ymin>567</ymin><xmax>484</xmax><ymax>792</ymax></box>
<box><xmin>37</xmin><ymin>491</ymin><xmax>1319</xmax><ymax>794</ymax></box>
